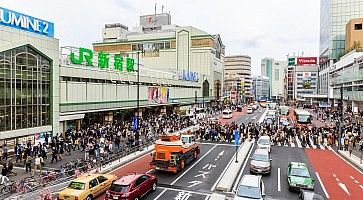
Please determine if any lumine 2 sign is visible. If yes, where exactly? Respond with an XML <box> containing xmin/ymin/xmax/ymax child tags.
<box><xmin>70</xmin><ymin>47</ymin><xmax>135</xmax><ymax>72</ymax></box>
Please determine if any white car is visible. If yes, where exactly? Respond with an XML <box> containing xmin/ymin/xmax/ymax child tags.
<box><xmin>234</xmin><ymin>175</ymin><xmax>266</xmax><ymax>200</ymax></box>
<box><xmin>257</xmin><ymin>136</ymin><xmax>272</xmax><ymax>153</ymax></box>
<box><xmin>222</xmin><ymin>109</ymin><xmax>233</xmax><ymax>119</ymax></box>
<box><xmin>247</xmin><ymin>107</ymin><xmax>254</xmax><ymax>114</ymax></box>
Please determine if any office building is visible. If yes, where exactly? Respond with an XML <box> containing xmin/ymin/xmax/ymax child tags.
<box><xmin>261</xmin><ymin>58</ymin><xmax>287</xmax><ymax>100</ymax></box>
<box><xmin>345</xmin><ymin>18</ymin><xmax>363</xmax><ymax>51</ymax></box>
<box><xmin>329</xmin><ymin>50</ymin><xmax>363</xmax><ymax>112</ymax></box>
<box><xmin>252</xmin><ymin>76</ymin><xmax>269</xmax><ymax>100</ymax></box>
<box><xmin>92</xmin><ymin>13</ymin><xmax>225</xmax><ymax>103</ymax></box>
<box><xmin>224</xmin><ymin>55</ymin><xmax>252</xmax><ymax>102</ymax></box>
<box><xmin>319</xmin><ymin>0</ymin><xmax>363</xmax><ymax>97</ymax></box>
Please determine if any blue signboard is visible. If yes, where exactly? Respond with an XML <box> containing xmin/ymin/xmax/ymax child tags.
<box><xmin>0</xmin><ymin>7</ymin><xmax>54</xmax><ymax>37</ymax></box>
<box><xmin>178</xmin><ymin>70</ymin><xmax>199</xmax><ymax>82</ymax></box>
<box><xmin>133</xmin><ymin>116</ymin><xmax>138</xmax><ymax>130</ymax></box>
<box><xmin>234</xmin><ymin>130</ymin><xmax>240</xmax><ymax>145</ymax></box>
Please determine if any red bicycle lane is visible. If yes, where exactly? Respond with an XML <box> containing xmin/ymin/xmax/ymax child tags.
<box><xmin>96</xmin><ymin>154</ymin><xmax>152</xmax><ymax>200</ymax></box>
<box><xmin>305</xmin><ymin>149</ymin><xmax>363</xmax><ymax>200</ymax></box>
<box><xmin>218</xmin><ymin>108</ymin><xmax>247</xmax><ymax>125</ymax></box>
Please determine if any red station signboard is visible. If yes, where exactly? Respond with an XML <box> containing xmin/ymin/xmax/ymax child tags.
<box><xmin>297</xmin><ymin>57</ymin><xmax>318</xmax><ymax>65</ymax></box>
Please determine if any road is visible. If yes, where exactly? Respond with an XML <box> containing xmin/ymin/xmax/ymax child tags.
<box><xmin>237</xmin><ymin>144</ymin><xmax>327</xmax><ymax>200</ymax></box>
<box><xmin>95</xmin><ymin>108</ymin><xmax>266</xmax><ymax>200</ymax></box>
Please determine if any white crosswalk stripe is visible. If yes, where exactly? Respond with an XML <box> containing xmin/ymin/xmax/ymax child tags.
<box><xmin>290</xmin><ymin>142</ymin><xmax>295</xmax><ymax>147</ymax></box>
<box><xmin>320</xmin><ymin>145</ymin><xmax>325</xmax><ymax>150</ymax></box>
<box><xmin>271</xmin><ymin>141</ymin><xmax>332</xmax><ymax>150</ymax></box>
<box><xmin>309</xmin><ymin>136</ymin><xmax>317</xmax><ymax>149</ymax></box>
<box><xmin>296</xmin><ymin>137</ymin><xmax>302</xmax><ymax>148</ymax></box>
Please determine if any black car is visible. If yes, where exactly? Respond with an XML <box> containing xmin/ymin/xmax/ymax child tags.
<box><xmin>298</xmin><ymin>190</ymin><xmax>325</xmax><ymax>200</ymax></box>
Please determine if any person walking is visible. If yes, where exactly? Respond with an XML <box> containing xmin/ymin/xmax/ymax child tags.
<box><xmin>2</xmin><ymin>144</ymin><xmax>8</xmax><ymax>161</ymax></box>
<box><xmin>51</xmin><ymin>147</ymin><xmax>58</xmax><ymax>163</ymax></box>
<box><xmin>25</xmin><ymin>156</ymin><xmax>32</xmax><ymax>173</ymax></box>
<box><xmin>33</xmin><ymin>155</ymin><xmax>42</xmax><ymax>174</ymax></box>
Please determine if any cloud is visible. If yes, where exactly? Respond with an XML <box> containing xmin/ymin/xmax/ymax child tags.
<box><xmin>1</xmin><ymin>0</ymin><xmax>320</xmax><ymax>76</ymax></box>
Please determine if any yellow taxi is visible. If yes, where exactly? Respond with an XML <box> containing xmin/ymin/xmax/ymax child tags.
<box><xmin>57</xmin><ymin>173</ymin><xmax>117</xmax><ymax>200</ymax></box>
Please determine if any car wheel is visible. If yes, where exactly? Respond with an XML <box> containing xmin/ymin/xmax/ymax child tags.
<box><xmin>86</xmin><ymin>195</ymin><xmax>93</xmax><ymax>200</ymax></box>
<box><xmin>152</xmin><ymin>182</ymin><xmax>157</xmax><ymax>191</ymax></box>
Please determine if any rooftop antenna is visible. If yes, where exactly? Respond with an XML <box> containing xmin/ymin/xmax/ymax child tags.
<box><xmin>155</xmin><ymin>3</ymin><xmax>157</xmax><ymax>15</ymax></box>
<box><xmin>162</xmin><ymin>5</ymin><xmax>164</xmax><ymax>13</ymax></box>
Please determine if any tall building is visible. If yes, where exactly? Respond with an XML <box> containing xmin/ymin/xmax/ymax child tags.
<box><xmin>284</xmin><ymin>57</ymin><xmax>319</xmax><ymax>104</ymax></box>
<box><xmin>329</xmin><ymin>50</ymin><xmax>363</xmax><ymax>112</ymax></box>
<box><xmin>261</xmin><ymin>58</ymin><xmax>287</xmax><ymax>100</ymax></box>
<box><xmin>345</xmin><ymin>18</ymin><xmax>363</xmax><ymax>51</ymax></box>
<box><xmin>93</xmin><ymin>13</ymin><xmax>225</xmax><ymax>102</ymax></box>
<box><xmin>252</xmin><ymin>76</ymin><xmax>269</xmax><ymax>100</ymax></box>
<box><xmin>0</xmin><ymin>7</ymin><xmax>59</xmax><ymax>145</ymax></box>
<box><xmin>319</xmin><ymin>0</ymin><xmax>363</xmax><ymax>96</ymax></box>
<box><xmin>224</xmin><ymin>55</ymin><xmax>252</xmax><ymax>102</ymax></box>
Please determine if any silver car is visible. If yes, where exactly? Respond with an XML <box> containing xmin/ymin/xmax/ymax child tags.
<box><xmin>234</xmin><ymin>175</ymin><xmax>266</xmax><ymax>200</ymax></box>
<box><xmin>250</xmin><ymin>149</ymin><xmax>271</xmax><ymax>175</ymax></box>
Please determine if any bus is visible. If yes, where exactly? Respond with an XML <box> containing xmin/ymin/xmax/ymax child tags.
<box><xmin>279</xmin><ymin>106</ymin><xmax>289</xmax><ymax>116</ymax></box>
<box><xmin>292</xmin><ymin>109</ymin><xmax>312</xmax><ymax>127</ymax></box>
<box><xmin>222</xmin><ymin>109</ymin><xmax>233</xmax><ymax>119</ymax></box>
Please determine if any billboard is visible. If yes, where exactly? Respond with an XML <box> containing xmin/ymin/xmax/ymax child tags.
<box><xmin>148</xmin><ymin>87</ymin><xmax>169</xmax><ymax>104</ymax></box>
<box><xmin>140</xmin><ymin>13</ymin><xmax>171</xmax><ymax>29</ymax></box>
<box><xmin>288</xmin><ymin>57</ymin><xmax>296</xmax><ymax>66</ymax></box>
<box><xmin>297</xmin><ymin>57</ymin><xmax>317</xmax><ymax>65</ymax></box>
<box><xmin>302</xmin><ymin>72</ymin><xmax>312</xmax><ymax>89</ymax></box>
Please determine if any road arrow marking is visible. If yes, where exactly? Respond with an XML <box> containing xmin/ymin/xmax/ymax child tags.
<box><xmin>218</xmin><ymin>150</ymin><xmax>225</xmax><ymax>156</ymax></box>
<box><xmin>188</xmin><ymin>181</ymin><xmax>202</xmax><ymax>188</ymax></box>
<box><xmin>195</xmin><ymin>171</ymin><xmax>210</xmax><ymax>179</ymax></box>
<box><xmin>338</xmin><ymin>182</ymin><xmax>350</xmax><ymax>196</ymax></box>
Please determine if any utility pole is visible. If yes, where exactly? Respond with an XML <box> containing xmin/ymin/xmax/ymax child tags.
<box><xmin>338</xmin><ymin>85</ymin><xmax>343</xmax><ymax>150</ymax></box>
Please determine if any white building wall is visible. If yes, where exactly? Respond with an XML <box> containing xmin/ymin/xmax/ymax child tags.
<box><xmin>0</xmin><ymin>25</ymin><xmax>60</xmax><ymax>139</ymax></box>
<box><xmin>271</xmin><ymin>61</ymin><xmax>287</xmax><ymax>98</ymax></box>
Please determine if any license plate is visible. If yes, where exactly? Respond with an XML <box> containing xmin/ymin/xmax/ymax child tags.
<box><xmin>156</xmin><ymin>167</ymin><xmax>160</xmax><ymax>170</ymax></box>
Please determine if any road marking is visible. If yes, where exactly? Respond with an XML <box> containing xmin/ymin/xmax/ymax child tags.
<box><xmin>316</xmin><ymin>172</ymin><xmax>330</xmax><ymax>199</ymax></box>
<box><xmin>333</xmin><ymin>174</ymin><xmax>337</xmax><ymax>177</ymax></box>
<box><xmin>296</xmin><ymin>137</ymin><xmax>302</xmax><ymax>148</ymax></box>
<box><xmin>188</xmin><ymin>180</ymin><xmax>202</xmax><ymax>188</ymax></box>
<box><xmin>195</xmin><ymin>171</ymin><xmax>210</xmax><ymax>178</ymax></box>
<box><xmin>232</xmin><ymin>142</ymin><xmax>255</xmax><ymax>191</ymax></box>
<box><xmin>306</xmin><ymin>145</ymin><xmax>310</xmax><ymax>149</ymax></box>
<box><xmin>154</xmin><ymin>189</ymin><xmax>167</xmax><ymax>200</ymax></box>
<box><xmin>200</xmin><ymin>142</ymin><xmax>236</xmax><ymax>147</ymax></box>
<box><xmin>327</xmin><ymin>146</ymin><xmax>333</xmax><ymax>151</ymax></box>
<box><xmin>171</xmin><ymin>145</ymin><xmax>217</xmax><ymax>185</ymax></box>
<box><xmin>331</xmin><ymin>149</ymin><xmax>363</xmax><ymax>175</ymax></box>
<box><xmin>338</xmin><ymin>182</ymin><xmax>350</xmax><ymax>196</ymax></box>
<box><xmin>309</xmin><ymin>136</ymin><xmax>317</xmax><ymax>149</ymax></box>
<box><xmin>359</xmin><ymin>185</ymin><xmax>363</xmax><ymax>190</ymax></box>
<box><xmin>277</xmin><ymin>168</ymin><xmax>281</xmax><ymax>192</ymax></box>
<box><xmin>146</xmin><ymin>169</ymin><xmax>154</xmax><ymax>174</ymax></box>
<box><xmin>320</xmin><ymin>145</ymin><xmax>325</xmax><ymax>150</ymax></box>
<box><xmin>290</xmin><ymin>142</ymin><xmax>295</xmax><ymax>147</ymax></box>
<box><xmin>350</xmin><ymin>176</ymin><xmax>354</xmax><ymax>180</ymax></box>
<box><xmin>157</xmin><ymin>186</ymin><xmax>212</xmax><ymax>196</ymax></box>
<box><xmin>354</xmin><ymin>180</ymin><xmax>359</xmax><ymax>184</ymax></box>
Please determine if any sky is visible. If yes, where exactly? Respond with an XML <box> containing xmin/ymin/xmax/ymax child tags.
<box><xmin>1</xmin><ymin>0</ymin><xmax>320</xmax><ymax>75</ymax></box>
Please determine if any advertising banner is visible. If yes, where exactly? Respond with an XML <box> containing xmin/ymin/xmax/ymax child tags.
<box><xmin>302</xmin><ymin>72</ymin><xmax>312</xmax><ymax>89</ymax></box>
<box><xmin>288</xmin><ymin>57</ymin><xmax>296</xmax><ymax>66</ymax></box>
<box><xmin>297</xmin><ymin>57</ymin><xmax>317</xmax><ymax>65</ymax></box>
<box><xmin>148</xmin><ymin>87</ymin><xmax>169</xmax><ymax>104</ymax></box>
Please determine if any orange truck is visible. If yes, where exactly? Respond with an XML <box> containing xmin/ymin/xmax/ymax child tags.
<box><xmin>150</xmin><ymin>125</ymin><xmax>201</xmax><ymax>173</ymax></box>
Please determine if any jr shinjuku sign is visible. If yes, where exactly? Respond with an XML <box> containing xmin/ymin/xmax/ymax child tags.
<box><xmin>70</xmin><ymin>47</ymin><xmax>135</xmax><ymax>72</ymax></box>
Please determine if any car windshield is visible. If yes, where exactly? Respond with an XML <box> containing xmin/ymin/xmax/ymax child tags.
<box><xmin>258</xmin><ymin>139</ymin><xmax>270</xmax><ymax>145</ymax></box>
<box><xmin>253</xmin><ymin>154</ymin><xmax>269</xmax><ymax>162</ymax></box>
<box><xmin>109</xmin><ymin>183</ymin><xmax>130</xmax><ymax>193</ymax></box>
<box><xmin>291</xmin><ymin>168</ymin><xmax>310</xmax><ymax>177</ymax></box>
<box><xmin>237</xmin><ymin>185</ymin><xmax>261</xmax><ymax>199</ymax></box>
<box><xmin>68</xmin><ymin>182</ymin><xmax>85</xmax><ymax>190</ymax></box>
<box><xmin>297</xmin><ymin>115</ymin><xmax>311</xmax><ymax>123</ymax></box>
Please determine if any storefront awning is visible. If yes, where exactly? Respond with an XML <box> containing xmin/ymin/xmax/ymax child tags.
<box><xmin>59</xmin><ymin>114</ymin><xmax>85</xmax><ymax>121</ymax></box>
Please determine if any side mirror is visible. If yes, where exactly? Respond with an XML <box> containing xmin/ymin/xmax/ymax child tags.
<box><xmin>232</xmin><ymin>189</ymin><xmax>237</xmax><ymax>194</ymax></box>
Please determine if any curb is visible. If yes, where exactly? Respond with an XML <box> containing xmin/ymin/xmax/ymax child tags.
<box><xmin>337</xmin><ymin>150</ymin><xmax>363</xmax><ymax>171</ymax></box>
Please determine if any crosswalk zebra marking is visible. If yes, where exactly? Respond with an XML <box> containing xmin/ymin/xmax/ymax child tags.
<box><xmin>320</xmin><ymin>145</ymin><xmax>325</xmax><ymax>150</ymax></box>
<box><xmin>309</xmin><ymin>136</ymin><xmax>317</xmax><ymax>149</ymax></box>
<box><xmin>296</xmin><ymin>137</ymin><xmax>302</xmax><ymax>148</ymax></box>
<box><xmin>290</xmin><ymin>142</ymin><xmax>295</xmax><ymax>147</ymax></box>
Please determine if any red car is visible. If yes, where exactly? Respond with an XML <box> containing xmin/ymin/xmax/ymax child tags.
<box><xmin>105</xmin><ymin>173</ymin><xmax>157</xmax><ymax>200</ymax></box>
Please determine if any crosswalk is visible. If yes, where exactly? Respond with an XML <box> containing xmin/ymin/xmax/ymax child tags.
<box><xmin>273</xmin><ymin>136</ymin><xmax>333</xmax><ymax>150</ymax></box>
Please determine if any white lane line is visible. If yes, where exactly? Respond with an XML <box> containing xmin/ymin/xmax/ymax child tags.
<box><xmin>211</xmin><ymin>144</ymin><xmax>243</xmax><ymax>191</ymax></box>
<box><xmin>331</xmin><ymin>149</ymin><xmax>363</xmax><ymax>175</ymax></box>
<box><xmin>204</xmin><ymin>195</ymin><xmax>210</xmax><ymax>200</ymax></box>
<box><xmin>316</xmin><ymin>172</ymin><xmax>330</xmax><ymax>199</ymax></box>
<box><xmin>232</xmin><ymin>142</ymin><xmax>255</xmax><ymax>191</ymax></box>
<box><xmin>327</xmin><ymin>146</ymin><xmax>333</xmax><ymax>151</ymax></box>
<box><xmin>171</xmin><ymin>145</ymin><xmax>217</xmax><ymax>185</ymax></box>
<box><xmin>277</xmin><ymin>168</ymin><xmax>281</xmax><ymax>192</ymax></box>
<box><xmin>290</xmin><ymin>142</ymin><xmax>295</xmax><ymax>148</ymax></box>
<box><xmin>296</xmin><ymin>137</ymin><xmax>302</xmax><ymax>148</ymax></box>
<box><xmin>154</xmin><ymin>189</ymin><xmax>167</xmax><ymax>200</ymax></box>
<box><xmin>146</xmin><ymin>169</ymin><xmax>154</xmax><ymax>174</ymax></box>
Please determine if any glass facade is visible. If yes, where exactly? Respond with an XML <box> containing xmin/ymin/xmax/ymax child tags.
<box><xmin>0</xmin><ymin>45</ymin><xmax>51</xmax><ymax>132</ymax></box>
<box><xmin>320</xmin><ymin>0</ymin><xmax>363</xmax><ymax>59</ymax></box>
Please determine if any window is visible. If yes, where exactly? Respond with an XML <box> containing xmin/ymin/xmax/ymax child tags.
<box><xmin>275</xmin><ymin>69</ymin><xmax>279</xmax><ymax>81</ymax></box>
<box><xmin>355</xmin><ymin>23</ymin><xmax>362</xmax><ymax>30</ymax></box>
<box><xmin>97</xmin><ymin>176</ymin><xmax>108</xmax><ymax>184</ymax></box>
<box><xmin>134</xmin><ymin>177</ymin><xmax>146</xmax><ymax>188</ymax></box>
<box><xmin>89</xmin><ymin>179</ymin><xmax>99</xmax><ymax>189</ymax></box>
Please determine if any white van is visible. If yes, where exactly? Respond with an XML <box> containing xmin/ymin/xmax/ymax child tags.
<box><xmin>222</xmin><ymin>109</ymin><xmax>233</xmax><ymax>119</ymax></box>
